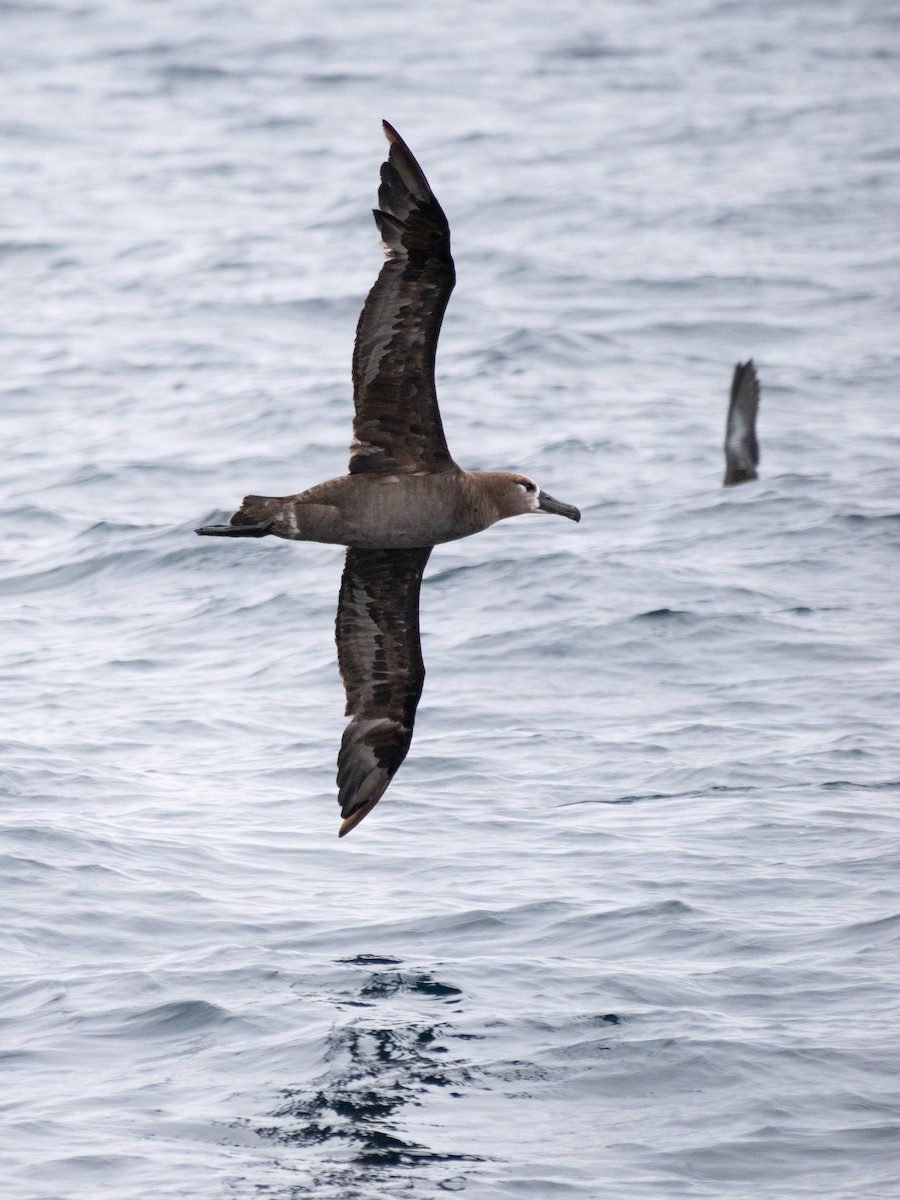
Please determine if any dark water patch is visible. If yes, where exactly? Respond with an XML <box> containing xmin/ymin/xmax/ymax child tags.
<box><xmin>0</xmin><ymin>502</ymin><xmax>70</xmax><ymax>528</ymax></box>
<box><xmin>103</xmin><ymin>40</ymin><xmax>180</xmax><ymax>59</ymax></box>
<box><xmin>26</xmin><ymin>1153</ymin><xmax>152</xmax><ymax>1180</ymax></box>
<box><xmin>0</xmin><ymin>2</ymin><xmax>60</xmax><ymax>14</ymax></box>
<box><xmin>427</xmin><ymin>550</ymin><xmax>575</xmax><ymax>588</ymax></box>
<box><xmin>648</xmin><ymin>1121</ymin><xmax>900</xmax><ymax>1185</ymax></box>
<box><xmin>256</xmin><ymin>34</ymin><xmax>333</xmax><ymax>54</ymax></box>
<box><xmin>821</xmin><ymin>779</ymin><xmax>900</xmax><ymax>793</ymax></box>
<box><xmin>1</xmin><ymin>822</ymin><xmax>120</xmax><ymax>857</ymax></box>
<box><xmin>632</xmin><ymin>607</ymin><xmax>693</xmax><ymax>622</ymax></box>
<box><xmin>549</xmin><ymin>39</ymin><xmax>642</xmax><ymax>62</ymax></box>
<box><xmin>234</xmin><ymin>113</ymin><xmax>316</xmax><ymax>134</ymax></box>
<box><xmin>472</xmin><ymin>326</ymin><xmax>597</xmax><ymax>370</ymax></box>
<box><xmin>0</xmin><ymin>555</ymin><xmax>124</xmax><ymax>593</ymax></box>
<box><xmin>0</xmin><ymin>978</ymin><xmax>70</xmax><ymax>1018</ymax></box>
<box><xmin>78</xmin><ymin>516</ymin><xmax>159</xmax><ymax>535</ymax></box>
<box><xmin>560</xmin><ymin>783</ymin><xmax>758</xmax><ymax>808</ymax></box>
<box><xmin>0</xmin><ymin>240</ymin><xmax>62</xmax><ymax>259</ymax></box>
<box><xmin>159</xmin><ymin>63</ymin><xmax>233</xmax><ymax>83</ymax></box>
<box><xmin>255</xmin><ymin>1020</ymin><xmax>485</xmax><ymax>1189</ymax></box>
<box><xmin>337</xmin><ymin>953</ymin><xmax>402</xmax><ymax>967</ymax></box>
<box><xmin>102</xmin><ymin>999</ymin><xmax>235</xmax><ymax>1039</ymax></box>
<box><xmin>360</xmin><ymin>972</ymin><xmax>463</xmax><ymax>1001</ymax></box>
<box><xmin>0</xmin><ymin>1048</ymin><xmax>47</xmax><ymax>1065</ymax></box>
<box><xmin>838</xmin><ymin>511</ymin><xmax>900</xmax><ymax>526</ymax></box>
<box><xmin>0</xmin><ymin>853</ymin><xmax>54</xmax><ymax>877</ymax></box>
<box><xmin>305</xmin><ymin>71</ymin><xmax>383</xmax><ymax>87</ymax></box>
<box><xmin>542</xmin><ymin>435</ymin><xmax>627</xmax><ymax>456</ymax></box>
<box><xmin>837</xmin><ymin>911</ymin><xmax>900</xmax><ymax>941</ymax></box>
<box><xmin>479</xmin><ymin>1056</ymin><xmax>555</xmax><ymax>1090</ymax></box>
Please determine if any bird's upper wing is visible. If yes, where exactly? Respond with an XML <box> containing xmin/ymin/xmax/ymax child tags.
<box><xmin>349</xmin><ymin>122</ymin><xmax>457</xmax><ymax>476</ymax></box>
<box><xmin>334</xmin><ymin>545</ymin><xmax>432</xmax><ymax>836</ymax></box>
<box><xmin>724</xmin><ymin>359</ymin><xmax>760</xmax><ymax>485</ymax></box>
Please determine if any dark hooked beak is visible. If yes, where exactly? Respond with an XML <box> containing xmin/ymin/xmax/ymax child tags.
<box><xmin>537</xmin><ymin>491</ymin><xmax>581</xmax><ymax>522</ymax></box>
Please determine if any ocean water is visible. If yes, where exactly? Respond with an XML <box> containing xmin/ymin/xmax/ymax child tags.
<box><xmin>2</xmin><ymin>1</ymin><xmax>899</xmax><ymax>1197</ymax></box>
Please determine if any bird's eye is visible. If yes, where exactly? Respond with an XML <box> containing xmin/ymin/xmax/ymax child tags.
<box><xmin>521</xmin><ymin>480</ymin><xmax>537</xmax><ymax>493</ymax></box>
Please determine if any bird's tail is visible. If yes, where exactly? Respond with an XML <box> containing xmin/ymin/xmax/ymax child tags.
<box><xmin>195</xmin><ymin>495</ymin><xmax>279</xmax><ymax>538</ymax></box>
<box><xmin>232</xmin><ymin>495</ymin><xmax>282</xmax><ymax>527</ymax></box>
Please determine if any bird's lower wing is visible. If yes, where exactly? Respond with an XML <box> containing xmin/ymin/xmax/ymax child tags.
<box><xmin>334</xmin><ymin>545</ymin><xmax>432</xmax><ymax>836</ymax></box>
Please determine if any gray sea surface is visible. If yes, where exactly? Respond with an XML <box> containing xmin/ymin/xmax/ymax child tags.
<box><xmin>2</xmin><ymin>1</ymin><xmax>899</xmax><ymax>1197</ymax></box>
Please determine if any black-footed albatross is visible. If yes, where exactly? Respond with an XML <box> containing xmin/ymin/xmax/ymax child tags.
<box><xmin>197</xmin><ymin>122</ymin><xmax>581</xmax><ymax>836</ymax></box>
<box><xmin>723</xmin><ymin>360</ymin><xmax>760</xmax><ymax>486</ymax></box>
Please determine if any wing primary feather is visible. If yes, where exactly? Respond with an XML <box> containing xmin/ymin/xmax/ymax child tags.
<box><xmin>335</xmin><ymin>546</ymin><xmax>432</xmax><ymax>836</ymax></box>
<box><xmin>724</xmin><ymin>359</ymin><xmax>760</xmax><ymax>486</ymax></box>
<box><xmin>350</xmin><ymin>124</ymin><xmax>457</xmax><ymax>476</ymax></box>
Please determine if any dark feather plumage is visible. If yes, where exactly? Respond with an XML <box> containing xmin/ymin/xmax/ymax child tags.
<box><xmin>196</xmin><ymin>122</ymin><xmax>582</xmax><ymax>836</ymax></box>
<box><xmin>335</xmin><ymin>546</ymin><xmax>432</xmax><ymax>836</ymax></box>
<box><xmin>349</xmin><ymin>122</ymin><xmax>457</xmax><ymax>477</ymax></box>
<box><xmin>723</xmin><ymin>359</ymin><xmax>760</xmax><ymax>486</ymax></box>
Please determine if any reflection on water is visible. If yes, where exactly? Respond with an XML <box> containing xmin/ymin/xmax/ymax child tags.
<box><xmin>253</xmin><ymin>956</ymin><xmax>484</xmax><ymax>1195</ymax></box>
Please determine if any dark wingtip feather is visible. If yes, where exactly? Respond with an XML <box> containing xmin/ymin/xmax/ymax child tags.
<box><xmin>378</xmin><ymin>120</ymin><xmax>434</xmax><ymax>201</ymax></box>
<box><xmin>724</xmin><ymin>359</ymin><xmax>761</xmax><ymax>486</ymax></box>
<box><xmin>351</xmin><ymin>128</ymin><xmax>455</xmax><ymax>475</ymax></box>
<box><xmin>338</xmin><ymin>793</ymin><xmax>385</xmax><ymax>837</ymax></box>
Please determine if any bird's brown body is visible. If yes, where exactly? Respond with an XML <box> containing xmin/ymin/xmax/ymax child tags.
<box><xmin>227</xmin><ymin>469</ymin><xmax>574</xmax><ymax>550</ymax></box>
<box><xmin>197</xmin><ymin>122</ymin><xmax>580</xmax><ymax>835</ymax></box>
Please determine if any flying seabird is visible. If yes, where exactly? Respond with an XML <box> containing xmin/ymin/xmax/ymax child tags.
<box><xmin>723</xmin><ymin>359</ymin><xmax>760</xmax><ymax>486</ymax></box>
<box><xmin>197</xmin><ymin>122</ymin><xmax>581</xmax><ymax>836</ymax></box>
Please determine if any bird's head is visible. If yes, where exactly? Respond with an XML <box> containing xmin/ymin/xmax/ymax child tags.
<box><xmin>488</xmin><ymin>472</ymin><xmax>581</xmax><ymax>523</ymax></box>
